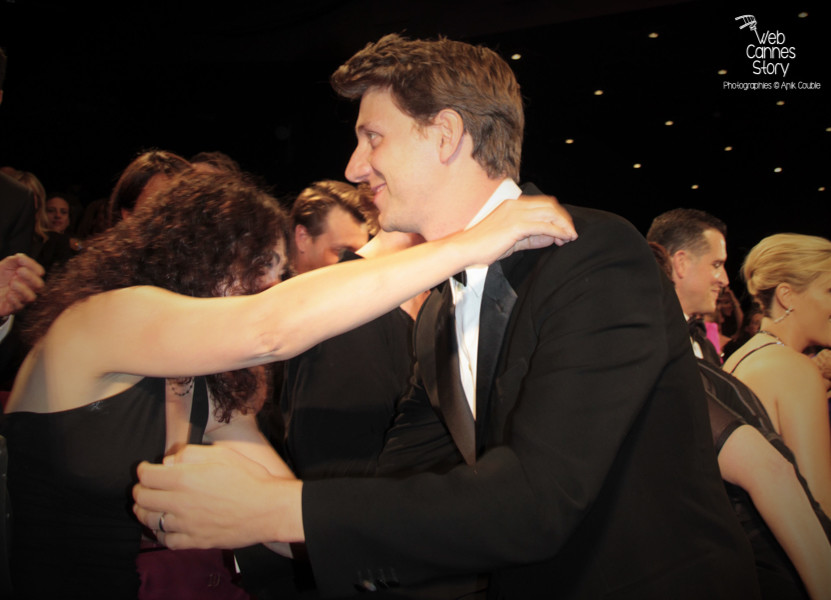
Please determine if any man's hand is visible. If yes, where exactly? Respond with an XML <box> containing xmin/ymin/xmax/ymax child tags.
<box><xmin>0</xmin><ymin>253</ymin><xmax>45</xmax><ymax>317</ymax></box>
<box><xmin>133</xmin><ymin>444</ymin><xmax>304</xmax><ymax>550</ymax></box>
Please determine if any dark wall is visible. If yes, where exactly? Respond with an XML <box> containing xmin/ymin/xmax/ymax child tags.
<box><xmin>0</xmin><ymin>0</ymin><xmax>828</xmax><ymax>292</ymax></box>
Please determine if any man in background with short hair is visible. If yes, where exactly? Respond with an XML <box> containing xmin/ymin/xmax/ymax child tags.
<box><xmin>647</xmin><ymin>207</ymin><xmax>730</xmax><ymax>365</ymax></box>
<box><xmin>290</xmin><ymin>180</ymin><xmax>376</xmax><ymax>276</ymax></box>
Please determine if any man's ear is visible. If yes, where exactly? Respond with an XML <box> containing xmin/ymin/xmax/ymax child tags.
<box><xmin>670</xmin><ymin>250</ymin><xmax>687</xmax><ymax>281</ymax></box>
<box><xmin>294</xmin><ymin>224</ymin><xmax>311</xmax><ymax>252</ymax></box>
<box><xmin>433</xmin><ymin>108</ymin><xmax>465</xmax><ymax>164</ymax></box>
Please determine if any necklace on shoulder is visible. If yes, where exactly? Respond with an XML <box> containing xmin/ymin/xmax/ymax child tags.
<box><xmin>758</xmin><ymin>330</ymin><xmax>785</xmax><ymax>345</ymax></box>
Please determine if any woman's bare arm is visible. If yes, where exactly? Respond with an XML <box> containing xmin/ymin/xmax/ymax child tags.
<box><xmin>719</xmin><ymin>425</ymin><xmax>831</xmax><ymax>600</ymax></box>
<box><xmin>50</xmin><ymin>196</ymin><xmax>575</xmax><ymax>384</ymax></box>
<box><xmin>773</xmin><ymin>355</ymin><xmax>831</xmax><ymax>513</ymax></box>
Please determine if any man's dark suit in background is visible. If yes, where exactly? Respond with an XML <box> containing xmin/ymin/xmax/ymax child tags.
<box><xmin>281</xmin><ymin>253</ymin><xmax>414</xmax><ymax>480</ymax></box>
<box><xmin>0</xmin><ymin>171</ymin><xmax>33</xmax><ymax>258</ymax></box>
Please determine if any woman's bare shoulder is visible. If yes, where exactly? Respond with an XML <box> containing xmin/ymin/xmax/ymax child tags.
<box><xmin>724</xmin><ymin>337</ymin><xmax>789</xmax><ymax>375</ymax></box>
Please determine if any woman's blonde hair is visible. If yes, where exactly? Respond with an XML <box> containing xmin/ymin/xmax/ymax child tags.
<box><xmin>742</xmin><ymin>233</ymin><xmax>831</xmax><ymax>314</ymax></box>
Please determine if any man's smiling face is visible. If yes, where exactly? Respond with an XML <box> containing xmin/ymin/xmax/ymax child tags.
<box><xmin>344</xmin><ymin>87</ymin><xmax>443</xmax><ymax>237</ymax></box>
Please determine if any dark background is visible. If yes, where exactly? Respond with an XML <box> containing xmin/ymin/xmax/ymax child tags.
<box><xmin>0</xmin><ymin>0</ymin><xmax>828</xmax><ymax>292</ymax></box>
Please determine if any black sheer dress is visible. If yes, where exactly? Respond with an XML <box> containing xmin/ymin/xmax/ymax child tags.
<box><xmin>699</xmin><ymin>360</ymin><xmax>831</xmax><ymax>600</ymax></box>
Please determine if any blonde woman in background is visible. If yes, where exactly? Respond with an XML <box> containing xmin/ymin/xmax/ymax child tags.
<box><xmin>725</xmin><ymin>233</ymin><xmax>831</xmax><ymax>516</ymax></box>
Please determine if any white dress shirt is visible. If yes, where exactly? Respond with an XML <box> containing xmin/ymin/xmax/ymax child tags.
<box><xmin>450</xmin><ymin>178</ymin><xmax>522</xmax><ymax>419</ymax></box>
<box><xmin>684</xmin><ymin>313</ymin><xmax>704</xmax><ymax>360</ymax></box>
<box><xmin>0</xmin><ymin>314</ymin><xmax>13</xmax><ymax>344</ymax></box>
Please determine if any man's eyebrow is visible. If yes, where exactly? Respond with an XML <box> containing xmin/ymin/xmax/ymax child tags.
<box><xmin>356</xmin><ymin>120</ymin><xmax>380</xmax><ymax>134</ymax></box>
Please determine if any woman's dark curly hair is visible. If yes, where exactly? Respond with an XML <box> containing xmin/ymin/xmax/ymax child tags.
<box><xmin>23</xmin><ymin>170</ymin><xmax>290</xmax><ymax>422</ymax></box>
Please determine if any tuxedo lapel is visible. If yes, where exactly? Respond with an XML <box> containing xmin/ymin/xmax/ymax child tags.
<box><xmin>475</xmin><ymin>261</ymin><xmax>517</xmax><ymax>442</ymax></box>
<box><xmin>414</xmin><ymin>253</ymin><xmax>528</xmax><ymax>464</ymax></box>
<box><xmin>415</xmin><ymin>283</ymin><xmax>476</xmax><ymax>465</ymax></box>
<box><xmin>415</xmin><ymin>286</ymin><xmax>444</xmax><ymax>408</ymax></box>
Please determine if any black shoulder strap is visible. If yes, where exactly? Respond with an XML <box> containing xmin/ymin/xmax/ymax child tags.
<box><xmin>728</xmin><ymin>342</ymin><xmax>780</xmax><ymax>374</ymax></box>
<box><xmin>188</xmin><ymin>377</ymin><xmax>209</xmax><ymax>444</ymax></box>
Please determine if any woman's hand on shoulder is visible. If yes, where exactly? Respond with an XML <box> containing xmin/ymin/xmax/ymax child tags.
<box><xmin>811</xmin><ymin>349</ymin><xmax>831</xmax><ymax>390</ymax></box>
<box><xmin>462</xmin><ymin>194</ymin><xmax>577</xmax><ymax>264</ymax></box>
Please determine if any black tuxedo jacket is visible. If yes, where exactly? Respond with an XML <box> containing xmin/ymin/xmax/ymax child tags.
<box><xmin>0</xmin><ymin>171</ymin><xmax>34</xmax><ymax>258</ymax></box>
<box><xmin>303</xmin><ymin>204</ymin><xmax>758</xmax><ymax>599</ymax></box>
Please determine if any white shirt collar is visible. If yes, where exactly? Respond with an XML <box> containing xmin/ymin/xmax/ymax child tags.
<box><xmin>684</xmin><ymin>313</ymin><xmax>704</xmax><ymax>359</ymax></box>
<box><xmin>466</xmin><ymin>178</ymin><xmax>522</xmax><ymax>231</ymax></box>
<box><xmin>458</xmin><ymin>178</ymin><xmax>521</xmax><ymax>279</ymax></box>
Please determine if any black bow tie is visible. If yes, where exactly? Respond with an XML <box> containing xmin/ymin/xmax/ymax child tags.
<box><xmin>452</xmin><ymin>271</ymin><xmax>467</xmax><ymax>286</ymax></box>
<box><xmin>688</xmin><ymin>317</ymin><xmax>706</xmax><ymax>338</ymax></box>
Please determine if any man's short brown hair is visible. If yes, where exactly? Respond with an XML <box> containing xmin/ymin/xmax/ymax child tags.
<box><xmin>646</xmin><ymin>208</ymin><xmax>727</xmax><ymax>257</ymax></box>
<box><xmin>291</xmin><ymin>180</ymin><xmax>378</xmax><ymax>238</ymax></box>
<box><xmin>331</xmin><ymin>33</ymin><xmax>524</xmax><ymax>181</ymax></box>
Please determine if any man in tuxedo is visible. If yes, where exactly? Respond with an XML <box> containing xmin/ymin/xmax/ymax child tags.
<box><xmin>0</xmin><ymin>171</ymin><xmax>32</xmax><ymax>260</ymax></box>
<box><xmin>0</xmin><ymin>49</ymin><xmax>34</xmax><ymax>259</ymax></box>
<box><xmin>135</xmin><ymin>34</ymin><xmax>759</xmax><ymax>599</ymax></box>
<box><xmin>646</xmin><ymin>208</ymin><xmax>730</xmax><ymax>365</ymax></box>
<box><xmin>0</xmin><ymin>49</ymin><xmax>42</xmax><ymax>348</ymax></box>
